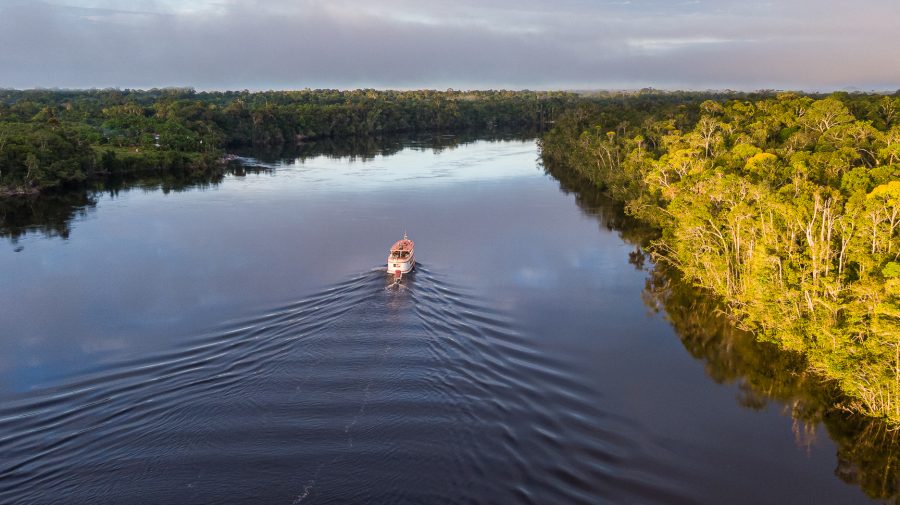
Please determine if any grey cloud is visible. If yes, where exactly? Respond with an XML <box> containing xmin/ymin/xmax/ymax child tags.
<box><xmin>0</xmin><ymin>0</ymin><xmax>898</xmax><ymax>90</ymax></box>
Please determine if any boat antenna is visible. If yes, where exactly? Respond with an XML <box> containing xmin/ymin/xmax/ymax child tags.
<box><xmin>403</xmin><ymin>230</ymin><xmax>408</xmax><ymax>240</ymax></box>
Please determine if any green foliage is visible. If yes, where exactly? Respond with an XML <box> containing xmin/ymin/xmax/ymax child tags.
<box><xmin>0</xmin><ymin>122</ymin><xmax>96</xmax><ymax>191</ymax></box>
<box><xmin>883</xmin><ymin>262</ymin><xmax>900</xmax><ymax>279</ymax></box>
<box><xmin>541</xmin><ymin>91</ymin><xmax>900</xmax><ymax>424</ymax></box>
<box><xmin>1</xmin><ymin>88</ymin><xmax>584</xmax><ymax>194</ymax></box>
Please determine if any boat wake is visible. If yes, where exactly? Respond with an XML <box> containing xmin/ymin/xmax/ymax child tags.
<box><xmin>0</xmin><ymin>266</ymin><xmax>694</xmax><ymax>505</ymax></box>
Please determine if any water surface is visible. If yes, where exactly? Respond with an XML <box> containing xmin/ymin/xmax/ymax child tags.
<box><xmin>0</xmin><ymin>138</ymin><xmax>887</xmax><ymax>504</ymax></box>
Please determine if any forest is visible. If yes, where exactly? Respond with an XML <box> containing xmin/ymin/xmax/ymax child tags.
<box><xmin>0</xmin><ymin>88</ymin><xmax>580</xmax><ymax>195</ymax></box>
<box><xmin>541</xmin><ymin>91</ymin><xmax>900</xmax><ymax>424</ymax></box>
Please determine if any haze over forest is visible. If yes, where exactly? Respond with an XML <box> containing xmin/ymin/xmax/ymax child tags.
<box><xmin>1</xmin><ymin>0</ymin><xmax>899</xmax><ymax>91</ymax></box>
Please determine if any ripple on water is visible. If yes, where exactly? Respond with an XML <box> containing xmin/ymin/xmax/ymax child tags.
<box><xmin>0</xmin><ymin>266</ymin><xmax>696</xmax><ymax>504</ymax></box>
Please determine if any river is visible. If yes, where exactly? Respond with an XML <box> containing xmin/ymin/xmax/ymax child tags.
<box><xmin>0</xmin><ymin>136</ymin><xmax>893</xmax><ymax>504</ymax></box>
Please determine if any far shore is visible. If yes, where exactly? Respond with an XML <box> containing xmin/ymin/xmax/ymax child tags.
<box><xmin>0</xmin><ymin>186</ymin><xmax>40</xmax><ymax>198</ymax></box>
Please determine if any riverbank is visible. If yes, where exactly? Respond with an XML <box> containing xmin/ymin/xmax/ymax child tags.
<box><xmin>0</xmin><ymin>149</ymin><xmax>225</xmax><ymax>199</ymax></box>
<box><xmin>0</xmin><ymin>186</ymin><xmax>40</xmax><ymax>197</ymax></box>
<box><xmin>544</xmin><ymin>151</ymin><xmax>900</xmax><ymax>503</ymax></box>
<box><xmin>540</xmin><ymin>92</ymin><xmax>900</xmax><ymax>424</ymax></box>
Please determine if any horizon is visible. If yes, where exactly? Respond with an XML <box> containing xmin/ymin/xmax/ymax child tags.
<box><xmin>4</xmin><ymin>86</ymin><xmax>900</xmax><ymax>95</ymax></box>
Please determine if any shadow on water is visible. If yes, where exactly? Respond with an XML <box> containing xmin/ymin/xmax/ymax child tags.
<box><xmin>0</xmin><ymin>131</ymin><xmax>536</xmax><ymax>243</ymax></box>
<box><xmin>544</xmin><ymin>157</ymin><xmax>900</xmax><ymax>503</ymax></box>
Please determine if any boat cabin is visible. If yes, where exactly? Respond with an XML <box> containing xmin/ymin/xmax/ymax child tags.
<box><xmin>391</xmin><ymin>250</ymin><xmax>411</xmax><ymax>260</ymax></box>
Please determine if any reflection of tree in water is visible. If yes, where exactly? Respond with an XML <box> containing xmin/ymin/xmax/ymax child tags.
<box><xmin>542</xmin><ymin>156</ymin><xmax>658</xmax><ymax>250</ymax></box>
<box><xmin>1</xmin><ymin>192</ymin><xmax>97</xmax><ymax>241</ymax></box>
<box><xmin>231</xmin><ymin>129</ymin><xmax>537</xmax><ymax>164</ymax></box>
<box><xmin>2</xmin><ymin>132</ymin><xmax>534</xmax><ymax>242</ymax></box>
<box><xmin>650</xmin><ymin>264</ymin><xmax>900</xmax><ymax>502</ymax></box>
<box><xmin>544</xmin><ymin>156</ymin><xmax>900</xmax><ymax>503</ymax></box>
<box><xmin>1</xmin><ymin>169</ymin><xmax>227</xmax><ymax>241</ymax></box>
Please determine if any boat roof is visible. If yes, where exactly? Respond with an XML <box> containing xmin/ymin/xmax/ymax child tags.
<box><xmin>390</xmin><ymin>239</ymin><xmax>414</xmax><ymax>252</ymax></box>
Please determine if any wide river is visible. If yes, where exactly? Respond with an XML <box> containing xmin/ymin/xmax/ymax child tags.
<box><xmin>0</xmin><ymin>137</ymin><xmax>891</xmax><ymax>504</ymax></box>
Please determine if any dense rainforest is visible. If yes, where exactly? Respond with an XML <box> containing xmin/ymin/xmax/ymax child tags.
<box><xmin>0</xmin><ymin>88</ymin><xmax>580</xmax><ymax>195</ymax></box>
<box><xmin>540</xmin><ymin>91</ymin><xmax>900</xmax><ymax>424</ymax></box>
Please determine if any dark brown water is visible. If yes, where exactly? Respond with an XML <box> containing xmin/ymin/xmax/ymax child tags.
<box><xmin>0</xmin><ymin>137</ymin><xmax>893</xmax><ymax>504</ymax></box>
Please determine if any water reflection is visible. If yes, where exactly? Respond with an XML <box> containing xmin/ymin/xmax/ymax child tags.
<box><xmin>230</xmin><ymin>129</ymin><xmax>536</xmax><ymax>164</ymax></box>
<box><xmin>0</xmin><ymin>171</ymin><xmax>226</xmax><ymax>242</ymax></box>
<box><xmin>0</xmin><ymin>132</ymin><xmax>533</xmax><ymax>242</ymax></box>
<box><xmin>543</xmin><ymin>156</ymin><xmax>900</xmax><ymax>503</ymax></box>
<box><xmin>1</xmin><ymin>192</ymin><xmax>98</xmax><ymax>242</ymax></box>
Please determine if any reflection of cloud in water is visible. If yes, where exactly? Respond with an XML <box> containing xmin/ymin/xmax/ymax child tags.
<box><xmin>513</xmin><ymin>267</ymin><xmax>555</xmax><ymax>287</ymax></box>
<box><xmin>232</xmin><ymin>141</ymin><xmax>538</xmax><ymax>193</ymax></box>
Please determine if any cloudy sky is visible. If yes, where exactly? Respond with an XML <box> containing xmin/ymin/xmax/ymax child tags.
<box><xmin>0</xmin><ymin>0</ymin><xmax>898</xmax><ymax>91</ymax></box>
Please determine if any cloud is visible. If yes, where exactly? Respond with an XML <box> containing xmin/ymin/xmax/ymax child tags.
<box><xmin>0</xmin><ymin>0</ymin><xmax>897</xmax><ymax>90</ymax></box>
<box><xmin>626</xmin><ymin>37</ymin><xmax>745</xmax><ymax>52</ymax></box>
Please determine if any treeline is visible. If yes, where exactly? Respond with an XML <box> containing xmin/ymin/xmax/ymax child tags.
<box><xmin>541</xmin><ymin>91</ymin><xmax>900</xmax><ymax>423</ymax></box>
<box><xmin>0</xmin><ymin>88</ymin><xmax>581</xmax><ymax>194</ymax></box>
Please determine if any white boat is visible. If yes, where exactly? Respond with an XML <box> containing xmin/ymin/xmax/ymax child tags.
<box><xmin>387</xmin><ymin>233</ymin><xmax>415</xmax><ymax>279</ymax></box>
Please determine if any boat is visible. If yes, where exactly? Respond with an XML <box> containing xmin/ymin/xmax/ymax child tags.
<box><xmin>387</xmin><ymin>232</ymin><xmax>415</xmax><ymax>279</ymax></box>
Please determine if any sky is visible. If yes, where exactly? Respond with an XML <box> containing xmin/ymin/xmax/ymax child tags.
<box><xmin>0</xmin><ymin>0</ymin><xmax>898</xmax><ymax>91</ymax></box>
